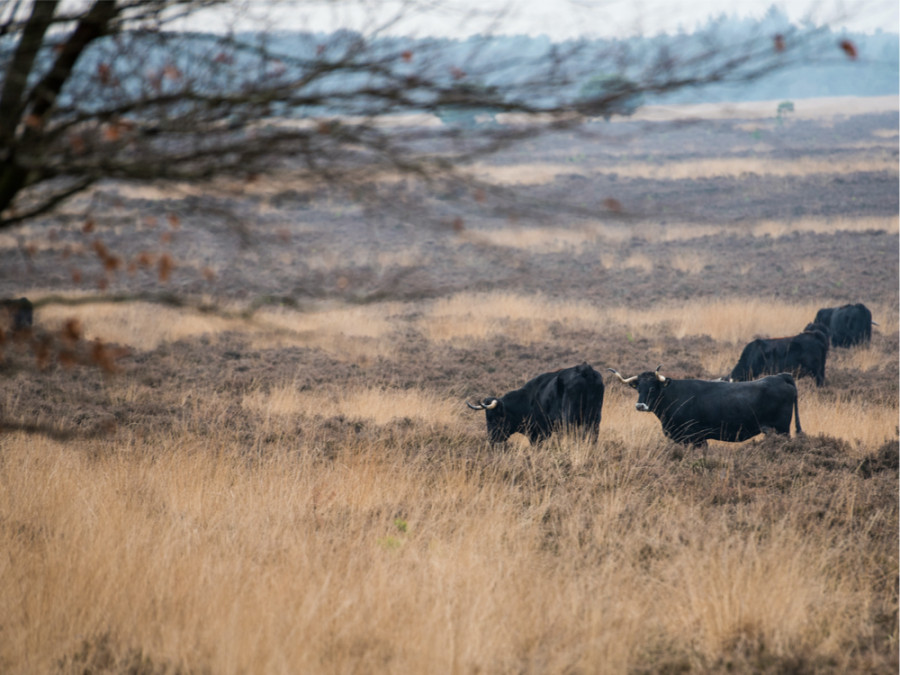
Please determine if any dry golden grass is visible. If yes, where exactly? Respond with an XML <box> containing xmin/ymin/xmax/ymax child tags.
<box><xmin>605</xmin><ymin>155</ymin><xmax>898</xmax><ymax>181</ymax></box>
<box><xmin>471</xmin><ymin>154</ymin><xmax>897</xmax><ymax>186</ymax></box>
<box><xmin>620</xmin><ymin>252</ymin><xmax>654</xmax><ymax>272</ymax></box>
<box><xmin>872</xmin><ymin>128</ymin><xmax>899</xmax><ymax>138</ymax></box>
<box><xmin>796</xmin><ymin>257</ymin><xmax>828</xmax><ymax>274</ymax></box>
<box><xmin>749</xmin><ymin>215</ymin><xmax>900</xmax><ymax>238</ymax></box>
<box><xmin>242</xmin><ymin>384</ymin><xmax>459</xmax><ymax>428</ymax></box>
<box><xmin>798</xmin><ymin>388</ymin><xmax>899</xmax><ymax>452</ymax></box>
<box><xmin>830</xmin><ymin>343</ymin><xmax>891</xmax><ymax>374</ymax></box>
<box><xmin>1</xmin><ymin>404</ymin><xmax>893</xmax><ymax>673</ymax></box>
<box><xmin>652</xmin><ymin>520</ymin><xmax>856</xmax><ymax>657</ymax></box>
<box><xmin>33</xmin><ymin>297</ymin><xmax>403</xmax><ymax>362</ymax></box>
<box><xmin>251</xmin><ymin>303</ymin><xmax>402</xmax><ymax>362</ymax></box>
<box><xmin>419</xmin><ymin>292</ymin><xmax>892</xmax><ymax>347</ymax></box>
<box><xmin>667</xmin><ymin>250</ymin><xmax>707</xmax><ymax>274</ymax></box>
<box><xmin>421</xmin><ymin>292</ymin><xmax>561</xmax><ymax>344</ymax></box>
<box><xmin>38</xmin><ymin>299</ymin><xmax>247</xmax><ymax>351</ymax></box>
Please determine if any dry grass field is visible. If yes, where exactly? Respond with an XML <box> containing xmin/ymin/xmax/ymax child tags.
<box><xmin>0</xmin><ymin>98</ymin><xmax>897</xmax><ymax>673</ymax></box>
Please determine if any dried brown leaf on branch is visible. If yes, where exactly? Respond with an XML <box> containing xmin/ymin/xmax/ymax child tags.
<box><xmin>23</xmin><ymin>114</ymin><xmax>43</xmax><ymax>130</ymax></box>
<box><xmin>839</xmin><ymin>40</ymin><xmax>857</xmax><ymax>59</ymax></box>
<box><xmin>68</xmin><ymin>133</ymin><xmax>87</xmax><ymax>155</ymax></box>
<box><xmin>103</xmin><ymin>124</ymin><xmax>121</xmax><ymax>142</ymax></box>
<box><xmin>97</xmin><ymin>63</ymin><xmax>112</xmax><ymax>85</ymax></box>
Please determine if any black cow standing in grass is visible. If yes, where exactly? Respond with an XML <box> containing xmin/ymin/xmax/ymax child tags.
<box><xmin>608</xmin><ymin>366</ymin><xmax>801</xmax><ymax>447</ymax></box>
<box><xmin>813</xmin><ymin>303</ymin><xmax>876</xmax><ymax>347</ymax></box>
<box><xmin>0</xmin><ymin>297</ymin><xmax>33</xmax><ymax>332</ymax></box>
<box><xmin>729</xmin><ymin>323</ymin><xmax>829</xmax><ymax>387</ymax></box>
<box><xmin>467</xmin><ymin>362</ymin><xmax>605</xmax><ymax>444</ymax></box>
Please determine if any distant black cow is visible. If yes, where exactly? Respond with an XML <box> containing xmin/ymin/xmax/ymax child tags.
<box><xmin>0</xmin><ymin>297</ymin><xmax>33</xmax><ymax>332</ymax></box>
<box><xmin>608</xmin><ymin>367</ymin><xmax>801</xmax><ymax>447</ymax></box>
<box><xmin>467</xmin><ymin>363</ymin><xmax>605</xmax><ymax>444</ymax></box>
<box><xmin>814</xmin><ymin>303</ymin><xmax>876</xmax><ymax>347</ymax></box>
<box><xmin>729</xmin><ymin>324</ymin><xmax>829</xmax><ymax>386</ymax></box>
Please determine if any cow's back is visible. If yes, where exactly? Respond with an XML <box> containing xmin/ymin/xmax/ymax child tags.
<box><xmin>731</xmin><ymin>338</ymin><xmax>778</xmax><ymax>381</ymax></box>
<box><xmin>660</xmin><ymin>377</ymin><xmax>796</xmax><ymax>443</ymax></box>
<box><xmin>816</xmin><ymin>303</ymin><xmax>872</xmax><ymax>347</ymax></box>
<box><xmin>556</xmin><ymin>363</ymin><xmax>605</xmax><ymax>427</ymax></box>
<box><xmin>834</xmin><ymin>303</ymin><xmax>872</xmax><ymax>347</ymax></box>
<box><xmin>522</xmin><ymin>364</ymin><xmax>605</xmax><ymax>439</ymax></box>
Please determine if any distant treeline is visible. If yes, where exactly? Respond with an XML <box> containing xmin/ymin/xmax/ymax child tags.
<box><xmin>252</xmin><ymin>7</ymin><xmax>898</xmax><ymax>107</ymax></box>
<box><xmin>7</xmin><ymin>5</ymin><xmax>896</xmax><ymax>120</ymax></box>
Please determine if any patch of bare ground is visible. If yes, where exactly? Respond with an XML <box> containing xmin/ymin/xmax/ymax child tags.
<box><xmin>0</xmin><ymin>102</ymin><xmax>897</xmax><ymax>673</ymax></box>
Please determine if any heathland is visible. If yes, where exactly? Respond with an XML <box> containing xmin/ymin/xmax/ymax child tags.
<box><xmin>0</xmin><ymin>96</ymin><xmax>897</xmax><ymax>673</ymax></box>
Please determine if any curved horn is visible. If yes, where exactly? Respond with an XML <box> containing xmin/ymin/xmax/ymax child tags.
<box><xmin>655</xmin><ymin>365</ymin><xmax>666</xmax><ymax>383</ymax></box>
<box><xmin>484</xmin><ymin>399</ymin><xmax>499</xmax><ymax>410</ymax></box>
<box><xmin>466</xmin><ymin>401</ymin><xmax>484</xmax><ymax>410</ymax></box>
<box><xmin>872</xmin><ymin>320</ymin><xmax>879</xmax><ymax>326</ymax></box>
<box><xmin>607</xmin><ymin>368</ymin><xmax>637</xmax><ymax>385</ymax></box>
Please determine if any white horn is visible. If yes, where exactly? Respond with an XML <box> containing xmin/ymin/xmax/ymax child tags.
<box><xmin>655</xmin><ymin>365</ymin><xmax>666</xmax><ymax>383</ymax></box>
<box><xmin>466</xmin><ymin>401</ymin><xmax>484</xmax><ymax>410</ymax></box>
<box><xmin>484</xmin><ymin>399</ymin><xmax>499</xmax><ymax>409</ymax></box>
<box><xmin>607</xmin><ymin>368</ymin><xmax>637</xmax><ymax>385</ymax></box>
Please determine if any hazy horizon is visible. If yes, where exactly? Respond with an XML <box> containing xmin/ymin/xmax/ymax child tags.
<box><xmin>171</xmin><ymin>0</ymin><xmax>899</xmax><ymax>40</ymax></box>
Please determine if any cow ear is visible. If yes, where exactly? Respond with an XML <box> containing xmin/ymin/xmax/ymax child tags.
<box><xmin>629</xmin><ymin>380</ymin><xmax>638</xmax><ymax>389</ymax></box>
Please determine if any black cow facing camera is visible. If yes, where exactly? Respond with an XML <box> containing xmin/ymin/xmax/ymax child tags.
<box><xmin>1</xmin><ymin>297</ymin><xmax>33</xmax><ymax>332</ymax></box>
<box><xmin>467</xmin><ymin>362</ymin><xmax>605</xmax><ymax>445</ymax></box>
<box><xmin>608</xmin><ymin>366</ymin><xmax>802</xmax><ymax>447</ymax></box>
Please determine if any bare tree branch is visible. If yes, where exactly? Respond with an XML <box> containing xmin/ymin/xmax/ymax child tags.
<box><xmin>0</xmin><ymin>1</ymin><xmax>840</xmax><ymax>230</ymax></box>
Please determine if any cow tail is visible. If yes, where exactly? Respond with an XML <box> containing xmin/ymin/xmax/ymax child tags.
<box><xmin>793</xmin><ymin>386</ymin><xmax>803</xmax><ymax>435</ymax></box>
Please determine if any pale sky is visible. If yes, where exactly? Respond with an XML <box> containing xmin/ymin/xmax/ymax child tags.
<box><xmin>179</xmin><ymin>0</ymin><xmax>899</xmax><ymax>39</ymax></box>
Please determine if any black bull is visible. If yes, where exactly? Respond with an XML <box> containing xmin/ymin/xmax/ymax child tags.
<box><xmin>814</xmin><ymin>303</ymin><xmax>876</xmax><ymax>347</ymax></box>
<box><xmin>609</xmin><ymin>368</ymin><xmax>802</xmax><ymax>446</ymax></box>
<box><xmin>729</xmin><ymin>325</ymin><xmax>828</xmax><ymax>386</ymax></box>
<box><xmin>467</xmin><ymin>363</ymin><xmax>605</xmax><ymax>444</ymax></box>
